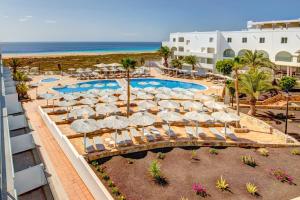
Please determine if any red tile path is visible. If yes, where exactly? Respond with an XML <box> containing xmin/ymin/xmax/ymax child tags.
<box><xmin>23</xmin><ymin>101</ymin><xmax>94</xmax><ymax>200</ymax></box>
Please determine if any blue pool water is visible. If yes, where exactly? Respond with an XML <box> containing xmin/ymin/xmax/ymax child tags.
<box><xmin>53</xmin><ymin>80</ymin><xmax>120</xmax><ymax>93</ymax></box>
<box><xmin>53</xmin><ymin>79</ymin><xmax>207</xmax><ymax>93</ymax></box>
<box><xmin>130</xmin><ymin>78</ymin><xmax>207</xmax><ymax>90</ymax></box>
<box><xmin>41</xmin><ymin>77</ymin><xmax>60</xmax><ymax>82</ymax></box>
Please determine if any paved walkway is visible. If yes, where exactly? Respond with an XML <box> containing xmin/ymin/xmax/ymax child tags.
<box><xmin>23</xmin><ymin>101</ymin><xmax>94</xmax><ymax>200</ymax></box>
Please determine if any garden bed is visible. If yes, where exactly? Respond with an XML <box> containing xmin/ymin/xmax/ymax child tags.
<box><xmin>90</xmin><ymin>147</ymin><xmax>300</xmax><ymax>200</ymax></box>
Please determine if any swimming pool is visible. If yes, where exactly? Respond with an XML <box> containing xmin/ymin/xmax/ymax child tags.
<box><xmin>41</xmin><ymin>77</ymin><xmax>60</xmax><ymax>82</ymax></box>
<box><xmin>130</xmin><ymin>78</ymin><xmax>207</xmax><ymax>90</ymax></box>
<box><xmin>53</xmin><ymin>80</ymin><xmax>120</xmax><ymax>93</ymax></box>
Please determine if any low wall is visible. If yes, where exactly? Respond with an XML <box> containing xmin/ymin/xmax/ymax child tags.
<box><xmin>38</xmin><ymin>106</ymin><xmax>113</xmax><ymax>200</ymax></box>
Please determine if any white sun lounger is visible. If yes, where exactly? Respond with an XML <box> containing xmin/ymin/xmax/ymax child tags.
<box><xmin>93</xmin><ymin>136</ymin><xmax>105</xmax><ymax>151</ymax></box>
<box><xmin>221</xmin><ymin>128</ymin><xmax>238</xmax><ymax>141</ymax></box>
<box><xmin>195</xmin><ymin>127</ymin><xmax>206</xmax><ymax>137</ymax></box>
<box><xmin>143</xmin><ymin>129</ymin><xmax>155</xmax><ymax>142</ymax></box>
<box><xmin>209</xmin><ymin>128</ymin><xmax>225</xmax><ymax>140</ymax></box>
<box><xmin>185</xmin><ymin>126</ymin><xmax>197</xmax><ymax>138</ymax></box>
<box><xmin>83</xmin><ymin>138</ymin><xmax>95</xmax><ymax>153</ymax></box>
<box><xmin>149</xmin><ymin>126</ymin><xmax>162</xmax><ymax>139</ymax></box>
<box><xmin>122</xmin><ymin>130</ymin><xmax>133</xmax><ymax>145</ymax></box>
<box><xmin>162</xmin><ymin>125</ymin><xmax>176</xmax><ymax>138</ymax></box>
<box><xmin>112</xmin><ymin>132</ymin><xmax>125</xmax><ymax>146</ymax></box>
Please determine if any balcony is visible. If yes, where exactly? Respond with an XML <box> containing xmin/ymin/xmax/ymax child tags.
<box><xmin>174</xmin><ymin>51</ymin><xmax>215</xmax><ymax>59</ymax></box>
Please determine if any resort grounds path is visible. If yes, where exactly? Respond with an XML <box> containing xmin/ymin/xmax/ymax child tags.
<box><xmin>23</xmin><ymin>100</ymin><xmax>94</xmax><ymax>200</ymax></box>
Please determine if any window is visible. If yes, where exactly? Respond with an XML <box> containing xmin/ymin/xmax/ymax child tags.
<box><xmin>227</xmin><ymin>37</ymin><xmax>232</xmax><ymax>43</ymax></box>
<box><xmin>200</xmin><ymin>58</ymin><xmax>206</xmax><ymax>63</ymax></box>
<box><xmin>178</xmin><ymin>37</ymin><xmax>184</xmax><ymax>42</ymax></box>
<box><xmin>173</xmin><ymin>38</ymin><xmax>176</xmax><ymax>42</ymax></box>
<box><xmin>186</xmin><ymin>40</ymin><xmax>190</xmax><ymax>45</ymax></box>
<box><xmin>207</xmin><ymin>47</ymin><xmax>215</xmax><ymax>54</ymax></box>
<box><xmin>178</xmin><ymin>46</ymin><xmax>184</xmax><ymax>52</ymax></box>
<box><xmin>207</xmin><ymin>58</ymin><xmax>213</xmax><ymax>64</ymax></box>
<box><xmin>242</xmin><ymin>37</ymin><xmax>247</xmax><ymax>43</ymax></box>
<box><xmin>259</xmin><ymin>37</ymin><xmax>265</xmax><ymax>43</ymax></box>
<box><xmin>281</xmin><ymin>37</ymin><xmax>288</xmax><ymax>44</ymax></box>
<box><xmin>209</xmin><ymin>37</ymin><xmax>214</xmax><ymax>42</ymax></box>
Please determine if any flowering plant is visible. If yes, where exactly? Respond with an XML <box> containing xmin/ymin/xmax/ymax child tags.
<box><xmin>270</xmin><ymin>168</ymin><xmax>293</xmax><ymax>184</ymax></box>
<box><xmin>192</xmin><ymin>183</ymin><xmax>207</xmax><ymax>197</ymax></box>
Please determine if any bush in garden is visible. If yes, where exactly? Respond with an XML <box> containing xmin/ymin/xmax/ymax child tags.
<box><xmin>241</xmin><ymin>155</ymin><xmax>257</xmax><ymax>167</ymax></box>
<box><xmin>118</xmin><ymin>195</ymin><xmax>126</xmax><ymax>200</ymax></box>
<box><xmin>108</xmin><ymin>180</ymin><xmax>115</xmax><ymax>188</ymax></box>
<box><xmin>91</xmin><ymin>160</ymin><xmax>98</xmax><ymax>166</ymax></box>
<box><xmin>149</xmin><ymin>160</ymin><xmax>167</xmax><ymax>185</ymax></box>
<box><xmin>216</xmin><ymin>176</ymin><xmax>229</xmax><ymax>191</ymax></box>
<box><xmin>257</xmin><ymin>148</ymin><xmax>269</xmax><ymax>157</ymax></box>
<box><xmin>96</xmin><ymin>166</ymin><xmax>105</xmax><ymax>173</ymax></box>
<box><xmin>291</xmin><ymin>149</ymin><xmax>300</xmax><ymax>155</ymax></box>
<box><xmin>191</xmin><ymin>150</ymin><xmax>197</xmax><ymax>160</ymax></box>
<box><xmin>127</xmin><ymin>159</ymin><xmax>134</xmax><ymax>164</ymax></box>
<box><xmin>246</xmin><ymin>183</ymin><xmax>258</xmax><ymax>195</ymax></box>
<box><xmin>269</xmin><ymin>168</ymin><xmax>294</xmax><ymax>184</ymax></box>
<box><xmin>180</xmin><ymin>197</ymin><xmax>188</xmax><ymax>200</ymax></box>
<box><xmin>157</xmin><ymin>152</ymin><xmax>166</xmax><ymax>160</ymax></box>
<box><xmin>192</xmin><ymin>183</ymin><xmax>207</xmax><ymax>197</ymax></box>
<box><xmin>209</xmin><ymin>148</ymin><xmax>218</xmax><ymax>155</ymax></box>
<box><xmin>102</xmin><ymin>173</ymin><xmax>110</xmax><ymax>181</ymax></box>
<box><xmin>112</xmin><ymin>187</ymin><xmax>120</xmax><ymax>195</ymax></box>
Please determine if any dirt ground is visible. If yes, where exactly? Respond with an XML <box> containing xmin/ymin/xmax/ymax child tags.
<box><xmin>93</xmin><ymin>147</ymin><xmax>300</xmax><ymax>200</ymax></box>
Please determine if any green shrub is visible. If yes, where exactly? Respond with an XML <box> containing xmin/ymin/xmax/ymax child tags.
<box><xmin>127</xmin><ymin>159</ymin><xmax>134</xmax><ymax>164</ymax></box>
<box><xmin>291</xmin><ymin>149</ymin><xmax>300</xmax><ymax>155</ymax></box>
<box><xmin>149</xmin><ymin>160</ymin><xmax>161</xmax><ymax>180</ymax></box>
<box><xmin>241</xmin><ymin>155</ymin><xmax>257</xmax><ymax>167</ymax></box>
<box><xmin>112</xmin><ymin>187</ymin><xmax>120</xmax><ymax>195</ymax></box>
<box><xmin>108</xmin><ymin>180</ymin><xmax>115</xmax><ymax>187</ymax></box>
<box><xmin>118</xmin><ymin>195</ymin><xmax>126</xmax><ymax>200</ymax></box>
<box><xmin>91</xmin><ymin>160</ymin><xmax>98</xmax><ymax>166</ymax></box>
<box><xmin>257</xmin><ymin>148</ymin><xmax>269</xmax><ymax>157</ymax></box>
<box><xmin>191</xmin><ymin>150</ymin><xmax>197</xmax><ymax>160</ymax></box>
<box><xmin>209</xmin><ymin>148</ymin><xmax>218</xmax><ymax>155</ymax></box>
<box><xmin>102</xmin><ymin>173</ymin><xmax>110</xmax><ymax>181</ymax></box>
<box><xmin>216</xmin><ymin>176</ymin><xmax>229</xmax><ymax>191</ymax></box>
<box><xmin>157</xmin><ymin>152</ymin><xmax>166</xmax><ymax>160</ymax></box>
<box><xmin>246</xmin><ymin>183</ymin><xmax>258</xmax><ymax>195</ymax></box>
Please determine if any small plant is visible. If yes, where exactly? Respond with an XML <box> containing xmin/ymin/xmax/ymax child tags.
<box><xmin>257</xmin><ymin>148</ymin><xmax>269</xmax><ymax>157</ymax></box>
<box><xmin>102</xmin><ymin>173</ymin><xmax>110</xmax><ymax>181</ymax></box>
<box><xmin>91</xmin><ymin>160</ymin><xmax>98</xmax><ymax>166</ymax></box>
<box><xmin>191</xmin><ymin>150</ymin><xmax>197</xmax><ymax>160</ymax></box>
<box><xmin>241</xmin><ymin>155</ymin><xmax>257</xmax><ymax>167</ymax></box>
<box><xmin>246</xmin><ymin>183</ymin><xmax>258</xmax><ymax>196</ymax></box>
<box><xmin>157</xmin><ymin>152</ymin><xmax>166</xmax><ymax>160</ymax></box>
<box><xmin>108</xmin><ymin>180</ymin><xmax>115</xmax><ymax>188</ymax></box>
<box><xmin>97</xmin><ymin>166</ymin><xmax>105</xmax><ymax>173</ymax></box>
<box><xmin>216</xmin><ymin>176</ymin><xmax>229</xmax><ymax>191</ymax></box>
<box><xmin>127</xmin><ymin>159</ymin><xmax>134</xmax><ymax>164</ymax></box>
<box><xmin>118</xmin><ymin>195</ymin><xmax>126</xmax><ymax>200</ymax></box>
<box><xmin>270</xmin><ymin>168</ymin><xmax>293</xmax><ymax>184</ymax></box>
<box><xmin>180</xmin><ymin>197</ymin><xmax>188</xmax><ymax>200</ymax></box>
<box><xmin>149</xmin><ymin>160</ymin><xmax>161</xmax><ymax>180</ymax></box>
<box><xmin>209</xmin><ymin>148</ymin><xmax>218</xmax><ymax>155</ymax></box>
<box><xmin>111</xmin><ymin>187</ymin><xmax>120</xmax><ymax>195</ymax></box>
<box><xmin>291</xmin><ymin>149</ymin><xmax>300</xmax><ymax>155</ymax></box>
<box><xmin>192</xmin><ymin>183</ymin><xmax>207</xmax><ymax>197</ymax></box>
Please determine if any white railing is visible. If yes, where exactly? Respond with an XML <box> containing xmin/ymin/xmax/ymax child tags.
<box><xmin>38</xmin><ymin>107</ymin><xmax>113</xmax><ymax>200</ymax></box>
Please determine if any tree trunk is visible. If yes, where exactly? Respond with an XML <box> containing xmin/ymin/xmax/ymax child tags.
<box><xmin>126</xmin><ymin>70</ymin><xmax>130</xmax><ymax>118</ymax></box>
<box><xmin>13</xmin><ymin>67</ymin><xmax>17</xmax><ymax>74</ymax></box>
<box><xmin>222</xmin><ymin>81</ymin><xmax>226</xmax><ymax>100</ymax></box>
<box><xmin>164</xmin><ymin>57</ymin><xmax>168</xmax><ymax>68</ymax></box>
<box><xmin>248</xmin><ymin>98</ymin><xmax>257</xmax><ymax>116</ymax></box>
<box><xmin>235</xmin><ymin>69</ymin><xmax>240</xmax><ymax>116</ymax></box>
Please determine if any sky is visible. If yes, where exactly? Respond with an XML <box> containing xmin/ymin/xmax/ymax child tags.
<box><xmin>1</xmin><ymin>0</ymin><xmax>300</xmax><ymax>42</ymax></box>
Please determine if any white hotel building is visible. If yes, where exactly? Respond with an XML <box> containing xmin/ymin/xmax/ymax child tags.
<box><xmin>162</xmin><ymin>19</ymin><xmax>300</xmax><ymax>77</ymax></box>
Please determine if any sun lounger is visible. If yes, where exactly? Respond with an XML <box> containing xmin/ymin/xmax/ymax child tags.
<box><xmin>93</xmin><ymin>136</ymin><xmax>105</xmax><ymax>151</ymax></box>
<box><xmin>122</xmin><ymin>130</ymin><xmax>133</xmax><ymax>145</ymax></box>
<box><xmin>149</xmin><ymin>126</ymin><xmax>162</xmax><ymax>139</ymax></box>
<box><xmin>185</xmin><ymin>126</ymin><xmax>196</xmax><ymax>138</ymax></box>
<box><xmin>162</xmin><ymin>124</ymin><xmax>176</xmax><ymax>138</ymax></box>
<box><xmin>130</xmin><ymin>128</ymin><xmax>141</xmax><ymax>138</ymax></box>
<box><xmin>143</xmin><ymin>129</ymin><xmax>155</xmax><ymax>142</ymax></box>
<box><xmin>221</xmin><ymin>128</ymin><xmax>238</xmax><ymax>141</ymax></box>
<box><xmin>195</xmin><ymin>127</ymin><xmax>206</xmax><ymax>137</ymax></box>
<box><xmin>83</xmin><ymin>138</ymin><xmax>95</xmax><ymax>153</ymax></box>
<box><xmin>209</xmin><ymin>128</ymin><xmax>225</xmax><ymax>140</ymax></box>
<box><xmin>112</xmin><ymin>132</ymin><xmax>125</xmax><ymax>146</ymax></box>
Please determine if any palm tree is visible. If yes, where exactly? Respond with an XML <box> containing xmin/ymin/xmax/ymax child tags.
<box><xmin>241</xmin><ymin>50</ymin><xmax>275</xmax><ymax>70</ymax></box>
<box><xmin>184</xmin><ymin>55</ymin><xmax>198</xmax><ymax>70</ymax></box>
<box><xmin>121</xmin><ymin>58</ymin><xmax>137</xmax><ymax>117</ymax></box>
<box><xmin>16</xmin><ymin>82</ymin><xmax>29</xmax><ymax>100</ymax></box>
<box><xmin>232</xmin><ymin>57</ymin><xmax>244</xmax><ymax>116</ymax></box>
<box><xmin>13</xmin><ymin>71</ymin><xmax>29</xmax><ymax>82</ymax></box>
<box><xmin>158</xmin><ymin>46</ymin><xmax>171</xmax><ymax>67</ymax></box>
<box><xmin>8</xmin><ymin>58</ymin><xmax>22</xmax><ymax>74</ymax></box>
<box><xmin>239</xmin><ymin>69</ymin><xmax>273</xmax><ymax>115</ymax></box>
<box><xmin>171</xmin><ymin>58</ymin><xmax>183</xmax><ymax>69</ymax></box>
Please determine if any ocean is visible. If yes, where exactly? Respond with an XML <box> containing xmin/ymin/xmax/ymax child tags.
<box><xmin>0</xmin><ymin>42</ymin><xmax>161</xmax><ymax>55</ymax></box>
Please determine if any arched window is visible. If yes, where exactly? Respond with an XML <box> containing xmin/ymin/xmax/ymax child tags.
<box><xmin>257</xmin><ymin>50</ymin><xmax>269</xmax><ymax>58</ymax></box>
<box><xmin>275</xmin><ymin>51</ymin><xmax>293</xmax><ymax>62</ymax></box>
<box><xmin>223</xmin><ymin>49</ymin><xmax>235</xmax><ymax>58</ymax></box>
<box><xmin>295</xmin><ymin>50</ymin><xmax>300</xmax><ymax>63</ymax></box>
<box><xmin>237</xmin><ymin>49</ymin><xmax>248</xmax><ymax>57</ymax></box>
